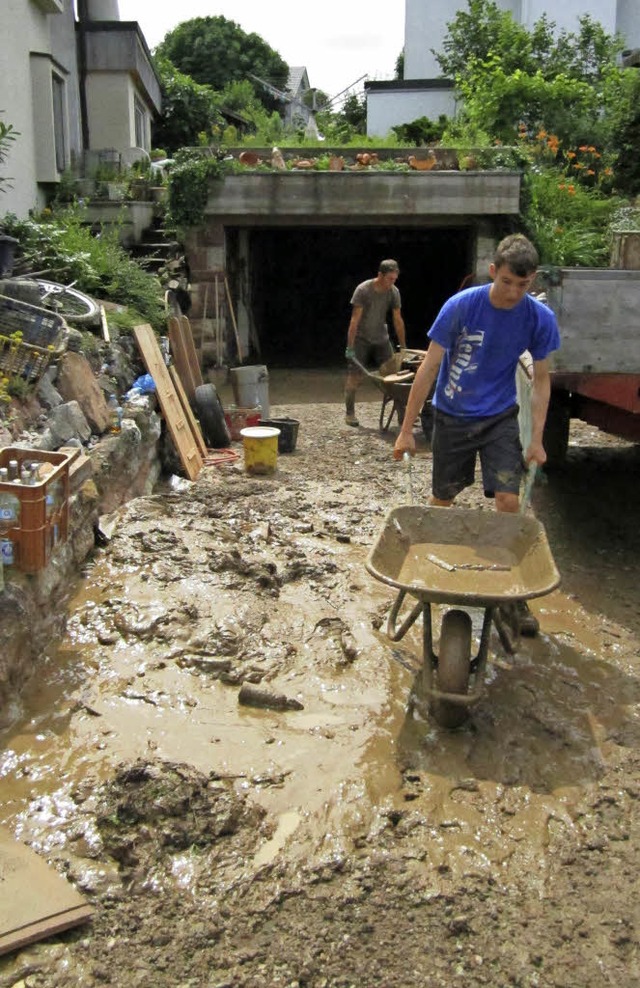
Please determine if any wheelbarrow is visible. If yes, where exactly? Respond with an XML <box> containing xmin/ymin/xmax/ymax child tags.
<box><xmin>350</xmin><ymin>350</ymin><xmax>429</xmax><ymax>432</ymax></box>
<box><xmin>366</xmin><ymin>504</ymin><xmax>560</xmax><ymax>727</ymax></box>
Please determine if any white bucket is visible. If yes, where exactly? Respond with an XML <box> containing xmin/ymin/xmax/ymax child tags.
<box><xmin>230</xmin><ymin>365</ymin><xmax>270</xmax><ymax>419</ymax></box>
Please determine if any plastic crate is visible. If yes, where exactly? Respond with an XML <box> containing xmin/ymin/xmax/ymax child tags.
<box><xmin>0</xmin><ymin>294</ymin><xmax>67</xmax><ymax>383</ymax></box>
<box><xmin>0</xmin><ymin>447</ymin><xmax>72</xmax><ymax>574</ymax></box>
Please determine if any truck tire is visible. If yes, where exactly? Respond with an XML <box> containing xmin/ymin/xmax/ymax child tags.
<box><xmin>543</xmin><ymin>390</ymin><xmax>571</xmax><ymax>469</ymax></box>
<box><xmin>194</xmin><ymin>384</ymin><xmax>231</xmax><ymax>449</ymax></box>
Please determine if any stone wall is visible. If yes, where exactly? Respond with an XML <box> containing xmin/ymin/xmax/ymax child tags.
<box><xmin>0</xmin><ymin>361</ymin><xmax>164</xmax><ymax>726</ymax></box>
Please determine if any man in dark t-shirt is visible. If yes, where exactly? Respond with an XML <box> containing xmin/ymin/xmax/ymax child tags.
<box><xmin>344</xmin><ymin>259</ymin><xmax>407</xmax><ymax>426</ymax></box>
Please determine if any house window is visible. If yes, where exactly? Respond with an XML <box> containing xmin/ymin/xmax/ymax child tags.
<box><xmin>134</xmin><ymin>99</ymin><xmax>148</xmax><ymax>150</ymax></box>
<box><xmin>52</xmin><ymin>73</ymin><xmax>66</xmax><ymax>173</ymax></box>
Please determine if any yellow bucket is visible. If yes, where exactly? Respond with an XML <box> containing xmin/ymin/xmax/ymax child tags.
<box><xmin>240</xmin><ymin>426</ymin><xmax>281</xmax><ymax>475</ymax></box>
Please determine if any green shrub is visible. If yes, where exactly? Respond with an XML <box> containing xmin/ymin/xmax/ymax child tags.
<box><xmin>1</xmin><ymin>207</ymin><xmax>164</xmax><ymax>328</ymax></box>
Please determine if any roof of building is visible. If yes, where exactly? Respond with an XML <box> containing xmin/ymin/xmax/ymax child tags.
<box><xmin>287</xmin><ymin>67</ymin><xmax>310</xmax><ymax>95</ymax></box>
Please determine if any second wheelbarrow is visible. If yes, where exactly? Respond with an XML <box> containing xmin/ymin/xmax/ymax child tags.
<box><xmin>366</xmin><ymin>504</ymin><xmax>560</xmax><ymax>728</ymax></box>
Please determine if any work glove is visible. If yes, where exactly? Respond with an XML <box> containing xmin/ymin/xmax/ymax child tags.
<box><xmin>345</xmin><ymin>346</ymin><xmax>356</xmax><ymax>361</ymax></box>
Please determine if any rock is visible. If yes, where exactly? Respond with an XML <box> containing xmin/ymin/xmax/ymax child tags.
<box><xmin>55</xmin><ymin>351</ymin><xmax>110</xmax><ymax>433</ymax></box>
<box><xmin>48</xmin><ymin>400</ymin><xmax>92</xmax><ymax>445</ymax></box>
<box><xmin>36</xmin><ymin>368</ymin><xmax>63</xmax><ymax>409</ymax></box>
<box><xmin>238</xmin><ymin>682</ymin><xmax>304</xmax><ymax>711</ymax></box>
<box><xmin>271</xmin><ymin>147</ymin><xmax>286</xmax><ymax>170</ymax></box>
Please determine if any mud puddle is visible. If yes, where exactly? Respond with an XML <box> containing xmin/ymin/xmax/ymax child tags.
<box><xmin>1</xmin><ymin>392</ymin><xmax>639</xmax><ymax>987</ymax></box>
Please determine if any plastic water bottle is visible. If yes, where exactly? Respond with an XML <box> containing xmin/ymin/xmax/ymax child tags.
<box><xmin>0</xmin><ymin>488</ymin><xmax>20</xmax><ymax>567</ymax></box>
<box><xmin>107</xmin><ymin>394</ymin><xmax>122</xmax><ymax>434</ymax></box>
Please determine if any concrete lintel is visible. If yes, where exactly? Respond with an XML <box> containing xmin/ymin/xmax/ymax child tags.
<box><xmin>204</xmin><ymin>172</ymin><xmax>522</xmax><ymax>221</ymax></box>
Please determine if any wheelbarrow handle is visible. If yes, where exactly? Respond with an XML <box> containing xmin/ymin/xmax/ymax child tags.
<box><xmin>387</xmin><ymin>588</ymin><xmax>423</xmax><ymax>641</ymax></box>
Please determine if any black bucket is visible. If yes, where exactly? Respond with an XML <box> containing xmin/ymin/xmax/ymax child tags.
<box><xmin>258</xmin><ymin>417</ymin><xmax>299</xmax><ymax>453</ymax></box>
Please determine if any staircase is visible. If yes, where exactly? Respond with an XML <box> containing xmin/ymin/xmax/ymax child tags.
<box><xmin>127</xmin><ymin>213</ymin><xmax>191</xmax><ymax>315</ymax></box>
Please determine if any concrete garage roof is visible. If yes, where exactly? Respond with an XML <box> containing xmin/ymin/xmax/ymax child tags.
<box><xmin>203</xmin><ymin>171</ymin><xmax>522</xmax><ymax>226</ymax></box>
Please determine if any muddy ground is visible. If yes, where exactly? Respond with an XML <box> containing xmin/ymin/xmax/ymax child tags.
<box><xmin>1</xmin><ymin>376</ymin><xmax>639</xmax><ymax>988</ymax></box>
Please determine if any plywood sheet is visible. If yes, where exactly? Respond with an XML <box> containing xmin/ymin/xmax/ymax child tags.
<box><xmin>179</xmin><ymin>316</ymin><xmax>204</xmax><ymax>390</ymax></box>
<box><xmin>0</xmin><ymin>825</ymin><xmax>92</xmax><ymax>956</ymax></box>
<box><xmin>167</xmin><ymin>316</ymin><xmax>199</xmax><ymax>401</ymax></box>
<box><xmin>134</xmin><ymin>324</ymin><xmax>203</xmax><ymax>481</ymax></box>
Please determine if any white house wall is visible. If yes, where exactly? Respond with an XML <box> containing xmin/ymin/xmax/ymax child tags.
<box><xmin>367</xmin><ymin>87</ymin><xmax>457</xmax><ymax>138</ymax></box>
<box><xmin>1</xmin><ymin>0</ymin><xmax>69</xmax><ymax>216</ymax></box>
<box><xmin>85</xmin><ymin>74</ymin><xmax>141</xmax><ymax>152</ymax></box>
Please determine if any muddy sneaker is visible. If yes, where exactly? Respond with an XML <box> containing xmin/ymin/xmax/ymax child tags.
<box><xmin>345</xmin><ymin>414</ymin><xmax>360</xmax><ymax>427</ymax></box>
<box><xmin>516</xmin><ymin>600</ymin><xmax>539</xmax><ymax>637</ymax></box>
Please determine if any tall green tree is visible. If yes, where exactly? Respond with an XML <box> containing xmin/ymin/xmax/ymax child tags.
<box><xmin>156</xmin><ymin>16</ymin><xmax>289</xmax><ymax>113</ymax></box>
<box><xmin>435</xmin><ymin>0</ymin><xmax>634</xmax><ymax>151</ymax></box>
<box><xmin>435</xmin><ymin>0</ymin><xmax>622</xmax><ymax>85</ymax></box>
<box><xmin>152</xmin><ymin>56</ymin><xmax>225</xmax><ymax>154</ymax></box>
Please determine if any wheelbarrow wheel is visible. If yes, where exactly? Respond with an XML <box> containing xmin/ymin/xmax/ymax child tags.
<box><xmin>432</xmin><ymin>609</ymin><xmax>472</xmax><ymax>729</ymax></box>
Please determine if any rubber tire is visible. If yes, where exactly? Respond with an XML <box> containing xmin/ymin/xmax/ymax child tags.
<box><xmin>543</xmin><ymin>389</ymin><xmax>571</xmax><ymax>469</ymax></box>
<box><xmin>35</xmin><ymin>279</ymin><xmax>100</xmax><ymax>325</ymax></box>
<box><xmin>194</xmin><ymin>383</ymin><xmax>231</xmax><ymax>449</ymax></box>
<box><xmin>432</xmin><ymin>609</ymin><xmax>472</xmax><ymax>729</ymax></box>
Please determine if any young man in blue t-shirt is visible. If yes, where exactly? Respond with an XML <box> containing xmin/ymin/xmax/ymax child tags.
<box><xmin>393</xmin><ymin>233</ymin><xmax>560</xmax><ymax>635</ymax></box>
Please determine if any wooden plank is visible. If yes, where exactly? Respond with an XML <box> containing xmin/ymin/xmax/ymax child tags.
<box><xmin>0</xmin><ymin>825</ymin><xmax>92</xmax><ymax>956</ymax></box>
<box><xmin>134</xmin><ymin>324</ymin><xmax>203</xmax><ymax>481</ymax></box>
<box><xmin>169</xmin><ymin>365</ymin><xmax>208</xmax><ymax>459</ymax></box>
<box><xmin>178</xmin><ymin>315</ymin><xmax>205</xmax><ymax>389</ymax></box>
<box><xmin>168</xmin><ymin>316</ymin><xmax>199</xmax><ymax>401</ymax></box>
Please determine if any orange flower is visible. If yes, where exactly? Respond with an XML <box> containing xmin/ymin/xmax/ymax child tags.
<box><xmin>578</xmin><ymin>145</ymin><xmax>588</xmax><ymax>152</ymax></box>
<box><xmin>558</xmin><ymin>183</ymin><xmax>566</xmax><ymax>190</ymax></box>
<box><xmin>537</xmin><ymin>129</ymin><xmax>548</xmax><ymax>139</ymax></box>
<box><xmin>567</xmin><ymin>185</ymin><xmax>576</xmax><ymax>195</ymax></box>
<box><xmin>586</xmin><ymin>169</ymin><xmax>595</xmax><ymax>176</ymax></box>
<box><xmin>587</xmin><ymin>146</ymin><xmax>596</xmax><ymax>153</ymax></box>
<box><xmin>603</xmin><ymin>168</ymin><xmax>613</xmax><ymax>176</ymax></box>
<box><xmin>566</xmin><ymin>151</ymin><xmax>576</xmax><ymax>159</ymax></box>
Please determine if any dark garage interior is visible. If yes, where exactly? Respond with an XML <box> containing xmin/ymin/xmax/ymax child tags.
<box><xmin>229</xmin><ymin>225</ymin><xmax>475</xmax><ymax>368</ymax></box>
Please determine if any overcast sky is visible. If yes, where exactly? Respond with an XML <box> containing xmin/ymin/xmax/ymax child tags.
<box><xmin>116</xmin><ymin>0</ymin><xmax>405</xmax><ymax>100</ymax></box>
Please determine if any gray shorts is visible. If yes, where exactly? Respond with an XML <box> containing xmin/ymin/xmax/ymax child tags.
<box><xmin>350</xmin><ymin>337</ymin><xmax>394</xmax><ymax>370</ymax></box>
<box><xmin>431</xmin><ymin>406</ymin><xmax>523</xmax><ymax>500</ymax></box>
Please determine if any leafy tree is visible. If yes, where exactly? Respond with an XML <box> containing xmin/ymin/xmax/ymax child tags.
<box><xmin>392</xmin><ymin>114</ymin><xmax>448</xmax><ymax>146</ymax></box>
<box><xmin>156</xmin><ymin>16</ymin><xmax>289</xmax><ymax>113</ymax></box>
<box><xmin>435</xmin><ymin>1</ymin><xmax>635</xmax><ymax>153</ymax></box>
<box><xmin>395</xmin><ymin>50</ymin><xmax>404</xmax><ymax>80</ymax></box>
<box><xmin>607</xmin><ymin>70</ymin><xmax>640</xmax><ymax>196</ymax></box>
<box><xmin>314</xmin><ymin>93</ymin><xmax>367</xmax><ymax>142</ymax></box>
<box><xmin>340</xmin><ymin>94</ymin><xmax>367</xmax><ymax>132</ymax></box>
<box><xmin>152</xmin><ymin>56</ymin><xmax>226</xmax><ymax>154</ymax></box>
<box><xmin>435</xmin><ymin>1</ymin><xmax>621</xmax><ymax>85</ymax></box>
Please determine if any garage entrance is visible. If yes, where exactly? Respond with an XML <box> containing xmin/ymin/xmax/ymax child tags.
<box><xmin>227</xmin><ymin>225</ymin><xmax>474</xmax><ymax>367</ymax></box>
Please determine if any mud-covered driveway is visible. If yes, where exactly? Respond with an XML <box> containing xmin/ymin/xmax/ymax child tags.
<box><xmin>1</xmin><ymin>382</ymin><xmax>639</xmax><ymax>988</ymax></box>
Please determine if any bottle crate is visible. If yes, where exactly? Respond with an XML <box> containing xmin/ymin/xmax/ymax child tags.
<box><xmin>0</xmin><ymin>447</ymin><xmax>72</xmax><ymax>574</ymax></box>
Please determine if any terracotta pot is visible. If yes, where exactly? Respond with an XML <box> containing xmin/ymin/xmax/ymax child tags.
<box><xmin>238</xmin><ymin>150</ymin><xmax>260</xmax><ymax>166</ymax></box>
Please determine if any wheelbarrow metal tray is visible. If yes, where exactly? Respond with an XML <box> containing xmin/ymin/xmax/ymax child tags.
<box><xmin>366</xmin><ymin>505</ymin><xmax>560</xmax><ymax>607</ymax></box>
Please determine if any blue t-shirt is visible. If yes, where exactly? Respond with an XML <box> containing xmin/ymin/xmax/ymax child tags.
<box><xmin>428</xmin><ymin>285</ymin><xmax>560</xmax><ymax>418</ymax></box>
